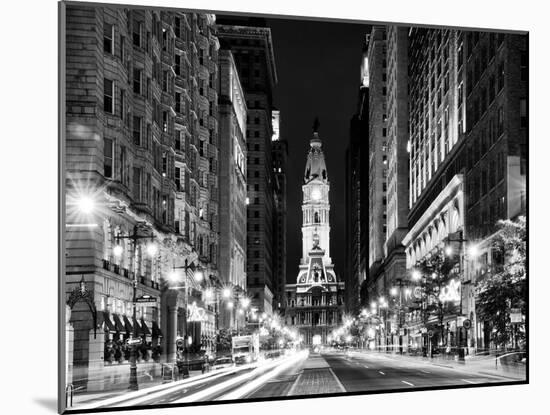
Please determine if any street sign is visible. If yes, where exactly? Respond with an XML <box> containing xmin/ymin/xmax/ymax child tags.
<box><xmin>428</xmin><ymin>330</ymin><xmax>434</xmax><ymax>338</ymax></box>
<box><xmin>136</xmin><ymin>295</ymin><xmax>157</xmax><ymax>307</ymax></box>
<box><xmin>137</xmin><ymin>295</ymin><xmax>157</xmax><ymax>302</ymax></box>
<box><xmin>463</xmin><ymin>319</ymin><xmax>471</xmax><ymax>329</ymax></box>
<box><xmin>126</xmin><ymin>338</ymin><xmax>142</xmax><ymax>346</ymax></box>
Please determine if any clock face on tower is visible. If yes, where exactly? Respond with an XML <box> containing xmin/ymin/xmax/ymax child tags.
<box><xmin>311</xmin><ymin>187</ymin><xmax>321</xmax><ymax>201</ymax></box>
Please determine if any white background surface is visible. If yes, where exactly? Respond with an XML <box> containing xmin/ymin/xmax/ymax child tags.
<box><xmin>0</xmin><ymin>0</ymin><xmax>546</xmax><ymax>413</ymax></box>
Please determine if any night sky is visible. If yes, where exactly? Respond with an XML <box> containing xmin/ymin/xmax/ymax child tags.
<box><xmin>265</xmin><ymin>17</ymin><xmax>370</xmax><ymax>283</ymax></box>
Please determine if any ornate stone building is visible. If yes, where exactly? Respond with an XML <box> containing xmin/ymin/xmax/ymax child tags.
<box><xmin>64</xmin><ymin>5</ymin><xmax>220</xmax><ymax>391</ymax></box>
<box><xmin>285</xmin><ymin>124</ymin><xmax>345</xmax><ymax>345</ymax></box>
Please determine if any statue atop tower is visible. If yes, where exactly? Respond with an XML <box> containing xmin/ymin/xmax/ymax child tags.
<box><xmin>304</xmin><ymin>117</ymin><xmax>328</xmax><ymax>183</ymax></box>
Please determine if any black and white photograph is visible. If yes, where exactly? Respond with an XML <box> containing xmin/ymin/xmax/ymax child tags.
<box><xmin>57</xmin><ymin>1</ymin><xmax>529</xmax><ymax>413</ymax></box>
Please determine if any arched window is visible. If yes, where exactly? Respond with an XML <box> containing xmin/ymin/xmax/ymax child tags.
<box><xmin>314</xmin><ymin>212</ymin><xmax>320</xmax><ymax>223</ymax></box>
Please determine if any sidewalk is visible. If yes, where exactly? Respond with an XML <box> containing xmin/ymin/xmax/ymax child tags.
<box><xmin>71</xmin><ymin>369</ymin><xmax>203</xmax><ymax>407</ymax></box>
<box><xmin>349</xmin><ymin>349</ymin><xmax>526</xmax><ymax>381</ymax></box>
<box><xmin>288</xmin><ymin>354</ymin><xmax>345</xmax><ymax>395</ymax></box>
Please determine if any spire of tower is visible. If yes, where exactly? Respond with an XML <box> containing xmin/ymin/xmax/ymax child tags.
<box><xmin>304</xmin><ymin>118</ymin><xmax>328</xmax><ymax>183</ymax></box>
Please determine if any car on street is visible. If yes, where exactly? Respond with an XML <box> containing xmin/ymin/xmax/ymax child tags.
<box><xmin>234</xmin><ymin>354</ymin><xmax>253</xmax><ymax>365</ymax></box>
<box><xmin>211</xmin><ymin>356</ymin><xmax>234</xmax><ymax>370</ymax></box>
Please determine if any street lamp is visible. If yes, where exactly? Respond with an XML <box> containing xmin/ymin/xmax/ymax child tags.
<box><xmin>76</xmin><ymin>195</ymin><xmax>95</xmax><ymax>215</ymax></box>
<box><xmin>112</xmin><ymin>224</ymin><xmax>157</xmax><ymax>391</ymax></box>
<box><xmin>170</xmin><ymin>257</ymin><xmax>203</xmax><ymax>373</ymax></box>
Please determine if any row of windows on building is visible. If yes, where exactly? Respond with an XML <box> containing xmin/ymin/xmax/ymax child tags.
<box><xmin>467</xmin><ymin>153</ymin><xmax>507</xmax><ymax>207</ymax></box>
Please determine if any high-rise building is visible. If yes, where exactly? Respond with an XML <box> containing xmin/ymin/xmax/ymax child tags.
<box><xmin>216</xmin><ymin>22</ymin><xmax>278</xmax><ymax>316</ymax></box>
<box><xmin>462</xmin><ymin>31</ymin><xmax>527</xmax><ymax>350</ymax></box>
<box><xmin>402</xmin><ymin>29</ymin><xmax>527</xmax><ymax>353</ymax></box>
<box><xmin>402</xmin><ymin>27</ymin><xmax>466</xmax><ymax>351</ymax></box>
<box><xmin>64</xmin><ymin>6</ymin><xmax>220</xmax><ymax>390</ymax></box>
<box><xmin>217</xmin><ymin>49</ymin><xmax>248</xmax><ymax>330</ymax></box>
<box><xmin>365</xmin><ymin>26</ymin><xmax>388</xmax><ymax>303</ymax></box>
<box><xmin>345</xmin><ymin>39</ymin><xmax>369</xmax><ymax>313</ymax></box>
<box><xmin>383</xmin><ymin>26</ymin><xmax>409</xmax><ymax>293</ymax></box>
<box><xmin>285</xmin><ymin>125</ymin><xmax>345</xmax><ymax>345</ymax></box>
<box><xmin>271</xmin><ymin>110</ymin><xmax>288</xmax><ymax>314</ymax></box>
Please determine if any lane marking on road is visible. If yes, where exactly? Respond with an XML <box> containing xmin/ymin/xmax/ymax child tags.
<box><xmin>287</xmin><ymin>372</ymin><xmax>303</xmax><ymax>396</ymax></box>
<box><xmin>222</xmin><ymin>355</ymin><xmax>308</xmax><ymax>400</ymax></box>
<box><xmin>420</xmin><ymin>370</ymin><xmax>431</xmax><ymax>374</ymax></box>
<box><xmin>401</xmin><ymin>381</ymin><xmax>414</xmax><ymax>386</ymax></box>
<box><xmin>328</xmin><ymin>368</ymin><xmax>347</xmax><ymax>393</ymax></box>
<box><xmin>379</xmin><ymin>371</ymin><xmax>385</xmax><ymax>375</ymax></box>
<box><xmin>461</xmin><ymin>379</ymin><xmax>477</xmax><ymax>384</ymax></box>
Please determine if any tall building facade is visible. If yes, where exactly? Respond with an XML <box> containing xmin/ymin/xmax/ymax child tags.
<box><xmin>216</xmin><ymin>22</ymin><xmax>278</xmax><ymax>316</ymax></box>
<box><xmin>365</xmin><ymin>26</ymin><xmax>388</xmax><ymax>303</ymax></box>
<box><xmin>402</xmin><ymin>28</ymin><xmax>465</xmax><ymax>351</ymax></box>
<box><xmin>345</xmin><ymin>40</ymin><xmax>369</xmax><ymax>313</ymax></box>
<box><xmin>285</xmin><ymin>127</ymin><xmax>345</xmax><ymax>345</ymax></box>
<box><xmin>65</xmin><ymin>6</ymin><xmax>220</xmax><ymax>390</ymax></box>
<box><xmin>462</xmin><ymin>31</ymin><xmax>527</xmax><ymax>350</ymax></box>
<box><xmin>383</xmin><ymin>26</ymin><xmax>409</xmax><ymax>295</ymax></box>
<box><xmin>217</xmin><ymin>49</ymin><xmax>248</xmax><ymax>330</ymax></box>
<box><xmin>271</xmin><ymin>110</ymin><xmax>288</xmax><ymax>314</ymax></box>
<box><xmin>402</xmin><ymin>29</ymin><xmax>527</xmax><ymax>353</ymax></box>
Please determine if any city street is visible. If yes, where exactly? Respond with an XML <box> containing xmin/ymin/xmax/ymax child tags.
<box><xmin>60</xmin><ymin>5</ymin><xmax>528</xmax><ymax>413</ymax></box>
<box><xmin>73</xmin><ymin>349</ymin><xmax>523</xmax><ymax>409</ymax></box>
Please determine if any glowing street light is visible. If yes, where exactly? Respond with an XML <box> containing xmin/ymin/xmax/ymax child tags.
<box><xmin>113</xmin><ymin>244</ymin><xmax>124</xmax><ymax>257</ymax></box>
<box><xmin>222</xmin><ymin>288</ymin><xmax>232</xmax><ymax>299</ymax></box>
<box><xmin>445</xmin><ymin>245</ymin><xmax>453</xmax><ymax>257</ymax></box>
<box><xmin>240</xmin><ymin>297</ymin><xmax>251</xmax><ymax>309</ymax></box>
<box><xmin>468</xmin><ymin>244</ymin><xmax>480</xmax><ymax>258</ymax></box>
<box><xmin>76</xmin><ymin>195</ymin><xmax>95</xmax><ymax>215</ymax></box>
<box><xmin>193</xmin><ymin>269</ymin><xmax>204</xmax><ymax>283</ymax></box>
<box><xmin>390</xmin><ymin>287</ymin><xmax>398</xmax><ymax>296</ymax></box>
<box><xmin>146</xmin><ymin>242</ymin><xmax>158</xmax><ymax>257</ymax></box>
<box><xmin>412</xmin><ymin>269</ymin><xmax>421</xmax><ymax>281</ymax></box>
<box><xmin>226</xmin><ymin>301</ymin><xmax>234</xmax><ymax>309</ymax></box>
<box><xmin>110</xmin><ymin>225</ymin><xmax>157</xmax><ymax>391</ymax></box>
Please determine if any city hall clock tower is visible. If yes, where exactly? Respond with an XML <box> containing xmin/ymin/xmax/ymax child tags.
<box><xmin>285</xmin><ymin>119</ymin><xmax>345</xmax><ymax>346</ymax></box>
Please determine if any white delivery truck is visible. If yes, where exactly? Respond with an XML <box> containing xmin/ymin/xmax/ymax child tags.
<box><xmin>232</xmin><ymin>334</ymin><xmax>260</xmax><ymax>365</ymax></box>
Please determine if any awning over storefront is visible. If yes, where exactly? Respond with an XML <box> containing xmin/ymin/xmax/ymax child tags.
<box><xmin>132</xmin><ymin>317</ymin><xmax>144</xmax><ymax>336</ymax></box>
<box><xmin>152</xmin><ymin>321</ymin><xmax>163</xmax><ymax>337</ymax></box>
<box><xmin>140</xmin><ymin>318</ymin><xmax>151</xmax><ymax>335</ymax></box>
<box><xmin>112</xmin><ymin>313</ymin><xmax>125</xmax><ymax>332</ymax></box>
<box><xmin>123</xmin><ymin>315</ymin><xmax>133</xmax><ymax>335</ymax></box>
<box><xmin>102</xmin><ymin>311</ymin><xmax>117</xmax><ymax>332</ymax></box>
